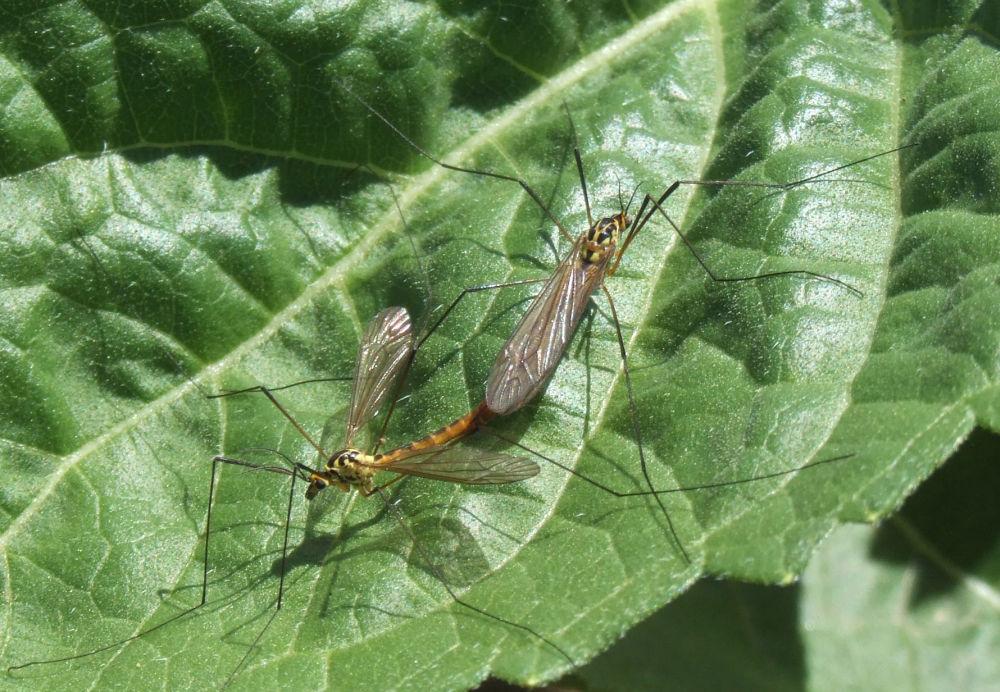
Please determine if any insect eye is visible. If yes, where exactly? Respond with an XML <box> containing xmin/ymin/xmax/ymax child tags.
<box><xmin>307</xmin><ymin>476</ymin><xmax>328</xmax><ymax>499</ymax></box>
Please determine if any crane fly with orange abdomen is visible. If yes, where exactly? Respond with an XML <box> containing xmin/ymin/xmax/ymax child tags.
<box><xmin>228</xmin><ymin>306</ymin><xmax>537</xmax><ymax>503</ymax></box>
<box><xmin>205</xmin><ymin>306</ymin><xmax>569</xmax><ymax>677</ymax></box>
<box><xmin>380</xmin><ymin>99</ymin><xmax>896</xmax><ymax>561</ymax></box>
<box><xmin>9</xmin><ymin>306</ymin><xmax>570</xmax><ymax>679</ymax></box>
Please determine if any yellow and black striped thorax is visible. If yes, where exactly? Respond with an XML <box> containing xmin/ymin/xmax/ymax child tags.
<box><xmin>582</xmin><ymin>212</ymin><xmax>629</xmax><ymax>264</ymax></box>
<box><xmin>304</xmin><ymin>448</ymin><xmax>376</xmax><ymax>499</ymax></box>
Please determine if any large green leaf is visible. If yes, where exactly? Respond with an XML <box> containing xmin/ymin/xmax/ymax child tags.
<box><xmin>1</xmin><ymin>0</ymin><xmax>997</xmax><ymax>690</ymax></box>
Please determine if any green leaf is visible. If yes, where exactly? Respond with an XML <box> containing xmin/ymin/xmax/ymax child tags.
<box><xmin>1</xmin><ymin>1</ymin><xmax>998</xmax><ymax>689</ymax></box>
<box><xmin>573</xmin><ymin>429</ymin><xmax>1000</xmax><ymax>692</ymax></box>
<box><xmin>801</xmin><ymin>429</ymin><xmax>1000</xmax><ymax>692</ymax></box>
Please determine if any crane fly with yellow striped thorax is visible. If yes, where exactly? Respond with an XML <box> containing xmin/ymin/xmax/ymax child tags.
<box><xmin>9</xmin><ymin>305</ymin><xmax>576</xmax><ymax>681</ymax></box>
<box><xmin>341</xmin><ymin>82</ymin><xmax>907</xmax><ymax>561</ymax></box>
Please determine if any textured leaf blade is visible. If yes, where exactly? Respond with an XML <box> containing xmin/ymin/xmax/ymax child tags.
<box><xmin>0</xmin><ymin>1</ymin><xmax>997</xmax><ymax>690</ymax></box>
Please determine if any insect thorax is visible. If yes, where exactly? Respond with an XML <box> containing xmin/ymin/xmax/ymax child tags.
<box><xmin>582</xmin><ymin>213</ymin><xmax>628</xmax><ymax>264</ymax></box>
<box><xmin>306</xmin><ymin>448</ymin><xmax>376</xmax><ymax>498</ymax></box>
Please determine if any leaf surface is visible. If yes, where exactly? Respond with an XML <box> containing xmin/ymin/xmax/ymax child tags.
<box><xmin>1</xmin><ymin>1</ymin><xmax>998</xmax><ymax>690</ymax></box>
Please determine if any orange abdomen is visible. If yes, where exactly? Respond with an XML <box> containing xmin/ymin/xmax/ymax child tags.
<box><xmin>379</xmin><ymin>401</ymin><xmax>495</xmax><ymax>464</ymax></box>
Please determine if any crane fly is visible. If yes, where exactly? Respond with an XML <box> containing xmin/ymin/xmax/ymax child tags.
<box><xmin>8</xmin><ymin>306</ymin><xmax>572</xmax><ymax>681</ymax></box>
<box><xmin>237</xmin><ymin>306</ymin><xmax>538</xmax><ymax>503</ymax></box>
<box><xmin>9</xmin><ymin>115</ymin><xmax>886</xmax><ymax>683</ymax></box>
<box><xmin>342</xmin><ymin>82</ymin><xmax>902</xmax><ymax>560</ymax></box>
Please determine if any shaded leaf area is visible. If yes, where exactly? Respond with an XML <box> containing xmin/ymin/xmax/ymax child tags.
<box><xmin>570</xmin><ymin>581</ymin><xmax>804</xmax><ymax>692</ymax></box>
<box><xmin>0</xmin><ymin>0</ymin><xmax>665</xmax><ymax>176</ymax></box>
<box><xmin>0</xmin><ymin>1</ymin><xmax>998</xmax><ymax>690</ymax></box>
<box><xmin>572</xmin><ymin>428</ymin><xmax>1000</xmax><ymax>692</ymax></box>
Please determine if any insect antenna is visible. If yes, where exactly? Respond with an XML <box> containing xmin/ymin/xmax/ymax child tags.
<box><xmin>562</xmin><ymin>101</ymin><xmax>594</xmax><ymax>231</ymax></box>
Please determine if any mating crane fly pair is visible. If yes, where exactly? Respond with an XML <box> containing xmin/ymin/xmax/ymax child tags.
<box><xmin>9</xmin><ymin>83</ymin><xmax>909</xmax><ymax>681</ymax></box>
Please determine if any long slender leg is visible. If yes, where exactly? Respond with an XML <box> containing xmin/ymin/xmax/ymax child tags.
<box><xmin>361</xmin><ymin>473</ymin><xmax>406</xmax><ymax>496</ymax></box>
<box><xmin>614</xmin><ymin>187</ymin><xmax>861</xmax><ymax>296</ymax></box>
<box><xmin>338</xmin><ymin>79</ymin><xmax>574</xmax><ymax>243</ymax></box>
<box><xmin>375</xmin><ymin>488</ymin><xmax>575</xmax><ymax>665</ymax></box>
<box><xmin>210</xmin><ymin>455</ymin><xmax>302</xmax><ymax>611</ymax></box>
<box><xmin>631</xmin><ymin>144</ymin><xmax>914</xmax><ymax>240</ymax></box>
<box><xmin>223</xmin><ymin>607</ymin><xmax>279</xmax><ymax>690</ymax></box>
<box><xmin>668</xmin><ymin>143</ymin><xmax>914</xmax><ymax>194</ymax></box>
<box><xmin>209</xmin><ymin>377</ymin><xmax>355</xmax><ymax>399</ymax></box>
<box><xmin>484</xmin><ymin>426</ymin><xmax>854</xmax><ymax>496</ymax></box>
<box><xmin>7</xmin><ymin>456</ymin><xmax>290</xmax><ymax>672</ymax></box>
<box><xmin>642</xmin><ymin>193</ymin><xmax>862</xmax><ymax>296</ymax></box>
<box><xmin>415</xmin><ymin>277</ymin><xmax>549</xmax><ymax>351</ymax></box>
<box><xmin>275</xmin><ymin>466</ymin><xmax>298</xmax><ymax>610</ymax></box>
<box><xmin>221</xmin><ymin>464</ymin><xmax>299</xmax><ymax>688</ymax></box>
<box><xmin>256</xmin><ymin>387</ymin><xmax>329</xmax><ymax>457</ymax></box>
<box><xmin>207</xmin><ymin>384</ymin><xmax>329</xmax><ymax>461</ymax></box>
<box><xmin>600</xmin><ymin>285</ymin><xmax>690</xmax><ymax>562</ymax></box>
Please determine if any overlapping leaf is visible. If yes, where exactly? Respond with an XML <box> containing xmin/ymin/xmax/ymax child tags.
<box><xmin>575</xmin><ymin>430</ymin><xmax>1000</xmax><ymax>692</ymax></box>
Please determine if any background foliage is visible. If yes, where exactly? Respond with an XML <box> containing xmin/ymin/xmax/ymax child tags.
<box><xmin>0</xmin><ymin>0</ymin><xmax>997</xmax><ymax>690</ymax></box>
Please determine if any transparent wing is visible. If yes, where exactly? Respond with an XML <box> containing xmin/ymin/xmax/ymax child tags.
<box><xmin>486</xmin><ymin>238</ymin><xmax>611</xmax><ymax>415</ymax></box>
<box><xmin>346</xmin><ymin>307</ymin><xmax>413</xmax><ymax>446</ymax></box>
<box><xmin>382</xmin><ymin>445</ymin><xmax>539</xmax><ymax>485</ymax></box>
